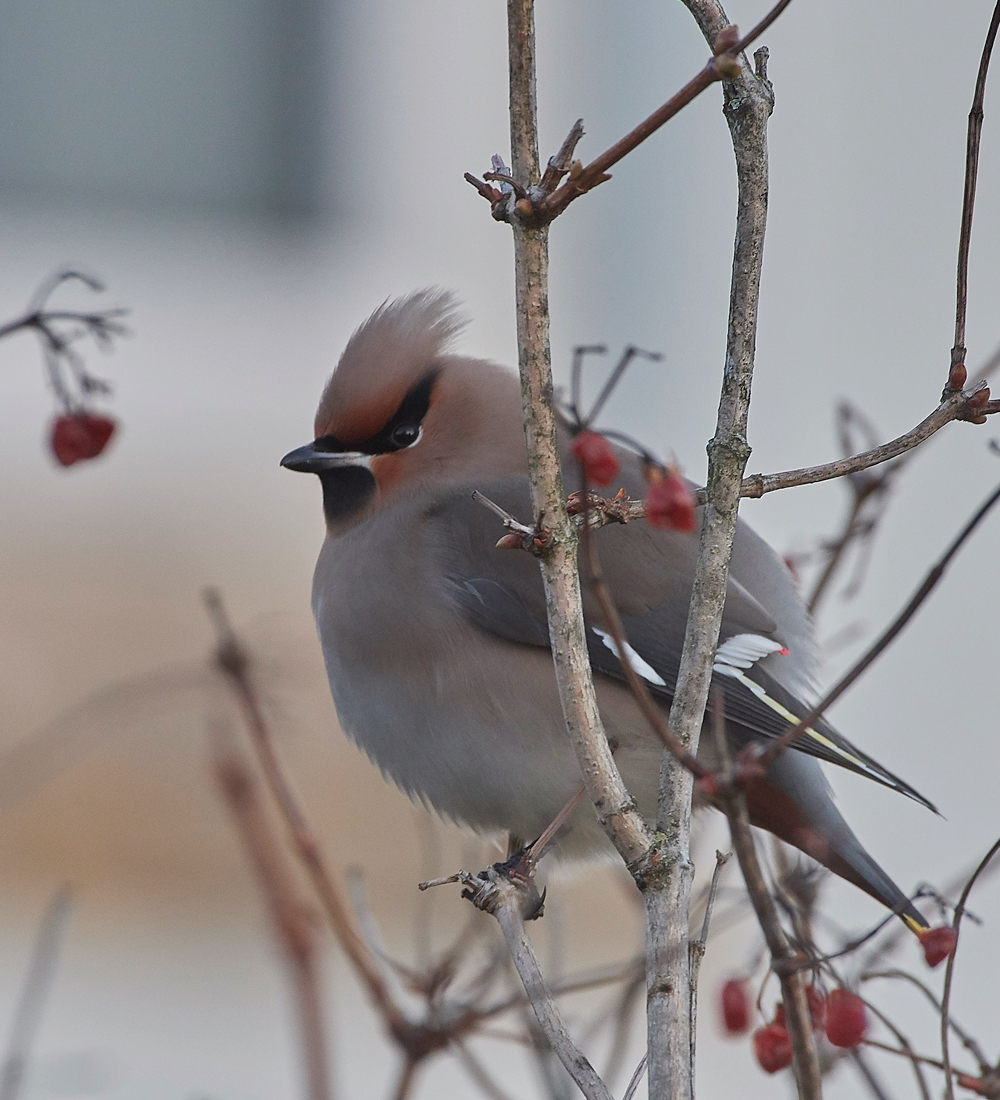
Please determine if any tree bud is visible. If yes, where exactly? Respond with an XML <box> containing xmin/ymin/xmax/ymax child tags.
<box><xmin>713</xmin><ymin>25</ymin><xmax>741</xmax><ymax>54</ymax></box>
<box><xmin>714</xmin><ymin>55</ymin><xmax>743</xmax><ymax>80</ymax></box>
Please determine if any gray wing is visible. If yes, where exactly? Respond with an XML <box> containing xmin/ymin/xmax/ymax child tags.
<box><xmin>429</xmin><ymin>474</ymin><xmax>936</xmax><ymax>814</ymax></box>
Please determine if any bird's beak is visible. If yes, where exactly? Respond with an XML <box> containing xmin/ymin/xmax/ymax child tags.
<box><xmin>280</xmin><ymin>443</ymin><xmax>374</xmax><ymax>474</ymax></box>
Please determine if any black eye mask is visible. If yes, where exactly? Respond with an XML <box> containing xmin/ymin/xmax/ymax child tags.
<box><xmin>314</xmin><ymin>371</ymin><xmax>437</xmax><ymax>456</ymax></box>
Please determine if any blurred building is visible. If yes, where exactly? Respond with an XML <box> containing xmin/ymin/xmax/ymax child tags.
<box><xmin>0</xmin><ymin>1</ymin><xmax>326</xmax><ymax>217</ymax></box>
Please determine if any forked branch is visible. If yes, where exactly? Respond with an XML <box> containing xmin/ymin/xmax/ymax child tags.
<box><xmin>467</xmin><ymin>0</ymin><xmax>795</xmax><ymax>227</ymax></box>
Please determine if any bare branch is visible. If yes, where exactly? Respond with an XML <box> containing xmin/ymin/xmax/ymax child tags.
<box><xmin>578</xmin><ymin>489</ymin><xmax>708</xmax><ymax>778</ymax></box>
<box><xmin>489</xmin><ymin>875</ymin><xmax>613</xmax><ymax>1100</ymax></box>
<box><xmin>710</xmin><ymin>694</ymin><xmax>822</xmax><ymax>1097</ymax></box>
<box><xmin>755</xmin><ymin>478</ymin><xmax>1000</xmax><ymax>770</ymax></box>
<box><xmin>942</xmin><ymin>835</ymin><xmax>1000</xmax><ymax>1100</ymax></box>
<box><xmin>213</xmin><ymin>744</ymin><xmax>333</xmax><ymax>1100</ymax></box>
<box><xmin>0</xmin><ymin>888</ymin><xmax>74</xmax><ymax>1100</ymax></box>
<box><xmin>688</xmin><ymin>850</ymin><xmax>731</xmax><ymax>1072</ymax></box>
<box><xmin>452</xmin><ymin>1041</ymin><xmax>521</xmax><ymax>1100</ymax></box>
<box><xmin>862</xmin><ymin>970</ymin><xmax>990</xmax><ymax>1074</ymax></box>
<box><xmin>951</xmin><ymin>0</ymin><xmax>1000</xmax><ymax>373</ymax></box>
<box><xmin>622</xmin><ymin>1055</ymin><xmax>648</xmax><ymax>1100</ymax></box>
<box><xmin>737</xmin><ymin>390</ymin><xmax>996</xmax><ymax>502</ymax></box>
<box><xmin>204</xmin><ymin>591</ymin><xmax>462</xmax><ymax>1064</ymax></box>
<box><xmin>503</xmin><ymin>0</ymin><xmax>655</xmax><ymax>875</ymax></box>
<box><xmin>639</xmin><ymin>4</ymin><xmax>778</xmax><ymax>1094</ymax></box>
<box><xmin>568</xmin><ymin>387</ymin><xmax>998</xmax><ymax>538</ymax></box>
<box><xmin>857</xmin><ymin>1001</ymin><xmax>933</xmax><ymax>1100</ymax></box>
<box><xmin>532</xmin><ymin>0</ymin><xmax>793</xmax><ymax>223</ymax></box>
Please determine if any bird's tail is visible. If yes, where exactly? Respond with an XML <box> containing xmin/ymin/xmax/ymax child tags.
<box><xmin>742</xmin><ymin>752</ymin><xmax>929</xmax><ymax>934</ymax></box>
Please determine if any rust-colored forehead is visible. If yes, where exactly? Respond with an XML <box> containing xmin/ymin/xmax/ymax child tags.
<box><xmin>311</xmin><ymin>289</ymin><xmax>465</xmax><ymax>444</ymax></box>
<box><xmin>313</xmin><ymin>376</ymin><xmax>410</xmax><ymax>445</ymax></box>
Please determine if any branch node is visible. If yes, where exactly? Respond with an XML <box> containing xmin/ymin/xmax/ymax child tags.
<box><xmin>754</xmin><ymin>46</ymin><xmax>770</xmax><ymax>82</ymax></box>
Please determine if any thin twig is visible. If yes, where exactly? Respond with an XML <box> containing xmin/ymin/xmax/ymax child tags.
<box><xmin>951</xmin><ymin>0</ymin><xmax>1000</xmax><ymax>372</ymax></box>
<box><xmin>572</xmin><ymin>389</ymin><xmax>998</xmax><ymax>534</ymax></box>
<box><xmin>214</xmin><ymin>743</ymin><xmax>332</xmax><ymax>1100</ymax></box>
<box><xmin>0</xmin><ymin>269</ymin><xmax>127</xmax><ymax>413</ymax></box>
<box><xmin>622</xmin><ymin>1054</ymin><xmax>648</xmax><ymax>1100</ymax></box>
<box><xmin>491</xmin><ymin>882</ymin><xmax>613</xmax><ymax>1100</ymax></box>
<box><xmin>736</xmin><ymin>391</ymin><xmax>997</xmax><ymax>503</ymax></box>
<box><xmin>528</xmin><ymin>0</ymin><xmax>794</xmax><ymax>223</ymax></box>
<box><xmin>0</xmin><ymin>888</ymin><xmax>74</xmax><ymax>1100</ymax></box>
<box><xmin>578</xmin><ymin>482</ymin><xmax>707</xmax><ymax>778</ymax></box>
<box><xmin>390</xmin><ymin>1058</ymin><xmax>419</xmax><ymax>1100</ymax></box>
<box><xmin>204</xmin><ymin>591</ymin><xmax>465</xmax><ymax>1063</ymax></box>
<box><xmin>942</xmin><ymin>835</ymin><xmax>1000</xmax><ymax>1100</ymax></box>
<box><xmin>710</xmin><ymin>693</ymin><xmax>822</xmax><ymax>1097</ymax></box>
<box><xmin>479</xmin><ymin>958</ymin><xmax>644</xmax><ymax>1023</ymax></box>
<box><xmin>860</xmin><ymin>997</ymin><xmax>934</xmax><ymax>1100</ymax></box>
<box><xmin>849</xmin><ymin>1049</ymin><xmax>895</xmax><ymax>1100</ymax></box>
<box><xmin>599</xmin><ymin>972</ymin><xmax>645</xmax><ymax>1088</ymax></box>
<box><xmin>862</xmin><ymin>970</ymin><xmax>990</xmax><ymax>1074</ymax></box>
<box><xmin>756</xmin><ymin>479</ymin><xmax>1000</xmax><ymax>769</ymax></box>
<box><xmin>688</xmin><ymin>851</ymin><xmax>731</xmax><ymax>1072</ymax></box>
<box><xmin>452</xmin><ymin>1040</ymin><xmax>521</xmax><ymax>1100</ymax></box>
<box><xmin>521</xmin><ymin>785</ymin><xmax>587</xmax><ymax>867</ymax></box>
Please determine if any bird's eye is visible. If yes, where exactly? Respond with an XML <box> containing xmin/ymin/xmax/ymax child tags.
<box><xmin>389</xmin><ymin>423</ymin><xmax>420</xmax><ymax>449</ymax></box>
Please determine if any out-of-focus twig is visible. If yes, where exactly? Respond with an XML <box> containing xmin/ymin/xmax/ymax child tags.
<box><xmin>951</xmin><ymin>0</ymin><xmax>1000</xmax><ymax>374</ymax></box>
<box><xmin>942</xmin><ymin>835</ymin><xmax>1000</xmax><ymax>1100</ymax></box>
<box><xmin>710</xmin><ymin>694</ymin><xmax>822</xmax><ymax>1096</ymax></box>
<box><xmin>0</xmin><ymin>887</ymin><xmax>74</xmax><ymax>1100</ymax></box>
<box><xmin>688</xmin><ymin>850</ymin><xmax>730</xmax><ymax>1070</ymax></box>
<box><xmin>756</xmin><ymin>478</ymin><xmax>1000</xmax><ymax>770</ymax></box>
<box><xmin>213</xmin><ymin>742</ymin><xmax>332</xmax><ymax>1100</ymax></box>
<box><xmin>863</xmin><ymin>969</ymin><xmax>990</xmax><ymax>1074</ymax></box>
<box><xmin>452</xmin><ymin>1040</ymin><xmax>520</xmax><ymax>1100</ymax></box>
<box><xmin>860</xmin><ymin>996</ymin><xmax>934</xmax><ymax>1100</ymax></box>
<box><xmin>204</xmin><ymin>590</ymin><xmax>416</xmax><ymax>1044</ymax></box>
<box><xmin>0</xmin><ymin>270</ymin><xmax>127</xmax><ymax>413</ymax></box>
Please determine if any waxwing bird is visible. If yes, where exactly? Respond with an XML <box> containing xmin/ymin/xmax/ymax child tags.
<box><xmin>282</xmin><ymin>289</ymin><xmax>934</xmax><ymax>933</ymax></box>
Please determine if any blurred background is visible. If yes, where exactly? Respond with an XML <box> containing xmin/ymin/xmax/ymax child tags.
<box><xmin>0</xmin><ymin>0</ymin><xmax>997</xmax><ymax>1096</ymax></box>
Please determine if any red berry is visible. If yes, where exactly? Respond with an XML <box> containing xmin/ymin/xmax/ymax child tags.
<box><xmin>753</xmin><ymin>1022</ymin><xmax>793</xmax><ymax>1073</ymax></box>
<box><xmin>825</xmin><ymin>988</ymin><xmax>867</xmax><ymax>1048</ymax></box>
<box><xmin>720</xmin><ymin>979</ymin><xmax>750</xmax><ymax>1035</ymax></box>
<box><xmin>50</xmin><ymin>413</ymin><xmax>117</xmax><ymax>467</ymax></box>
<box><xmin>804</xmin><ymin>985</ymin><xmax>826</xmax><ymax>1031</ymax></box>
<box><xmin>571</xmin><ymin>431</ymin><xmax>620</xmax><ymax>487</ymax></box>
<box><xmin>919</xmin><ymin>926</ymin><xmax>958</xmax><ymax>969</ymax></box>
<box><xmin>644</xmin><ymin>469</ymin><xmax>696</xmax><ymax>532</ymax></box>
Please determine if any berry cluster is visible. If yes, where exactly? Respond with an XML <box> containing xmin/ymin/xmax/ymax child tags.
<box><xmin>571</xmin><ymin>429</ymin><xmax>696</xmax><ymax>533</ymax></box>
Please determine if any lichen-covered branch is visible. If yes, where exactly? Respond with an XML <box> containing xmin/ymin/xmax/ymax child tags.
<box><xmin>505</xmin><ymin>0</ymin><xmax>654</xmax><ymax>871</ymax></box>
<box><xmin>644</xmin><ymin>4</ymin><xmax>781</xmax><ymax>1097</ymax></box>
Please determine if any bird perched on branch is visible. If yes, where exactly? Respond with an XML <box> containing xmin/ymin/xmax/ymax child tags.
<box><xmin>282</xmin><ymin>289</ymin><xmax>933</xmax><ymax>933</ymax></box>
